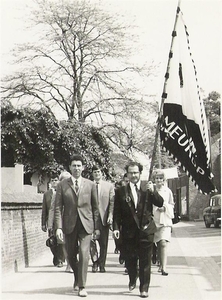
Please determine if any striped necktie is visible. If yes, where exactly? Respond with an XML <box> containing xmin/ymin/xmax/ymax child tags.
<box><xmin>75</xmin><ymin>180</ymin><xmax>79</xmax><ymax>194</ymax></box>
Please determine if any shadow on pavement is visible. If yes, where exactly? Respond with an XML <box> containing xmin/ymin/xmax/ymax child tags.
<box><xmin>2</xmin><ymin>286</ymin><xmax>140</xmax><ymax>297</ymax></box>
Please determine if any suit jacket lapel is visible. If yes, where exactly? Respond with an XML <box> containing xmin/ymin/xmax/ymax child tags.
<box><xmin>127</xmin><ymin>184</ymin><xmax>135</xmax><ymax>208</ymax></box>
<box><xmin>138</xmin><ymin>181</ymin><xmax>147</xmax><ymax>205</ymax></box>
<box><xmin>79</xmin><ymin>178</ymin><xmax>85</xmax><ymax>196</ymax></box>
<box><xmin>125</xmin><ymin>184</ymin><xmax>140</xmax><ymax>228</ymax></box>
<box><xmin>49</xmin><ymin>189</ymin><xmax>53</xmax><ymax>197</ymax></box>
<box><xmin>67</xmin><ymin>177</ymin><xmax>78</xmax><ymax>195</ymax></box>
<box><xmin>98</xmin><ymin>181</ymin><xmax>106</xmax><ymax>222</ymax></box>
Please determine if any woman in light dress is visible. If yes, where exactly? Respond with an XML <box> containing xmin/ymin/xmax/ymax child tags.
<box><xmin>152</xmin><ymin>169</ymin><xmax>174</xmax><ymax>276</ymax></box>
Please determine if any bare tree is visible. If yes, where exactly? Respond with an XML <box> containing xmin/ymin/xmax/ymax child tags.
<box><xmin>1</xmin><ymin>0</ymin><xmax>157</xmax><ymax>154</ymax></box>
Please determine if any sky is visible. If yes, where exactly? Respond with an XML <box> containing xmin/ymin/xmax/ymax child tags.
<box><xmin>1</xmin><ymin>0</ymin><xmax>222</xmax><ymax>100</ymax></box>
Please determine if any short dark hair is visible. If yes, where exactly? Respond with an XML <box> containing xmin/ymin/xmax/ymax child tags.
<box><xmin>50</xmin><ymin>174</ymin><xmax>59</xmax><ymax>181</ymax></box>
<box><xmin>69</xmin><ymin>154</ymin><xmax>85</xmax><ymax>165</ymax></box>
<box><xmin>92</xmin><ymin>165</ymin><xmax>101</xmax><ymax>172</ymax></box>
<box><xmin>125</xmin><ymin>161</ymin><xmax>143</xmax><ymax>173</ymax></box>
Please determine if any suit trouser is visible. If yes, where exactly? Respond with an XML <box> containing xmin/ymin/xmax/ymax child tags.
<box><xmin>124</xmin><ymin>232</ymin><xmax>154</xmax><ymax>293</ymax></box>
<box><xmin>90</xmin><ymin>220</ymin><xmax>109</xmax><ymax>268</ymax></box>
<box><xmin>65</xmin><ymin>217</ymin><xmax>91</xmax><ymax>288</ymax></box>
<box><xmin>50</xmin><ymin>243</ymin><xmax>65</xmax><ymax>265</ymax></box>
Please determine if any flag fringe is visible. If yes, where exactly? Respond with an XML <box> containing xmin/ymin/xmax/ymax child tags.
<box><xmin>180</xmin><ymin>11</ymin><xmax>211</xmax><ymax>165</ymax></box>
<box><xmin>161</xmin><ymin>145</ymin><xmax>212</xmax><ymax>195</ymax></box>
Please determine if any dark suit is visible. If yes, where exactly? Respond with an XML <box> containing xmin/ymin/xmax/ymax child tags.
<box><xmin>54</xmin><ymin>177</ymin><xmax>100</xmax><ymax>288</ymax></box>
<box><xmin>42</xmin><ymin>189</ymin><xmax>53</xmax><ymax>229</ymax></box>
<box><xmin>41</xmin><ymin>189</ymin><xmax>64</xmax><ymax>266</ymax></box>
<box><xmin>113</xmin><ymin>181</ymin><xmax>163</xmax><ymax>293</ymax></box>
<box><xmin>90</xmin><ymin>180</ymin><xmax>114</xmax><ymax>269</ymax></box>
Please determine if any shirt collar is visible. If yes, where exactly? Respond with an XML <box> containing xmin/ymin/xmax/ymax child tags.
<box><xmin>71</xmin><ymin>176</ymin><xmax>82</xmax><ymax>185</ymax></box>
<box><xmin>130</xmin><ymin>181</ymin><xmax>141</xmax><ymax>190</ymax></box>
<box><xmin>94</xmin><ymin>179</ymin><xmax>101</xmax><ymax>184</ymax></box>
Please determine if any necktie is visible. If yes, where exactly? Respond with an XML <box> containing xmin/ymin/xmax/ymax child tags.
<box><xmin>75</xmin><ymin>180</ymin><xmax>79</xmax><ymax>194</ymax></box>
<box><xmin>96</xmin><ymin>182</ymin><xmax>99</xmax><ymax>198</ymax></box>
<box><xmin>134</xmin><ymin>183</ymin><xmax>140</xmax><ymax>207</ymax></box>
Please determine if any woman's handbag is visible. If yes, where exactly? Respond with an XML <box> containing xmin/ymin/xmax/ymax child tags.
<box><xmin>172</xmin><ymin>211</ymin><xmax>181</xmax><ymax>224</ymax></box>
<box><xmin>141</xmin><ymin>217</ymin><xmax>157</xmax><ymax>234</ymax></box>
<box><xmin>46</xmin><ymin>235</ymin><xmax>57</xmax><ymax>247</ymax></box>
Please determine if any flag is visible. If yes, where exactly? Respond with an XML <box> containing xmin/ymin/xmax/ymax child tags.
<box><xmin>159</xmin><ymin>7</ymin><xmax>216</xmax><ymax>194</ymax></box>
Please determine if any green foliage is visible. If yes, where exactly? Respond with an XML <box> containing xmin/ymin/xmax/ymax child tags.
<box><xmin>1</xmin><ymin>100</ymin><xmax>62</xmax><ymax>175</ymax></box>
<box><xmin>54</xmin><ymin>120</ymin><xmax>112</xmax><ymax>178</ymax></box>
<box><xmin>203</xmin><ymin>91</ymin><xmax>221</xmax><ymax>136</ymax></box>
<box><xmin>1</xmin><ymin>101</ymin><xmax>112</xmax><ymax>178</ymax></box>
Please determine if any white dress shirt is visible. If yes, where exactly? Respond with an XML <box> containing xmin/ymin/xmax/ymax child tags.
<box><xmin>71</xmin><ymin>176</ymin><xmax>82</xmax><ymax>191</ymax></box>
<box><xmin>129</xmin><ymin>181</ymin><xmax>141</xmax><ymax>208</ymax></box>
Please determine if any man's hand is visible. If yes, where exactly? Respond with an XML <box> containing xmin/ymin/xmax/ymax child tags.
<box><xmin>41</xmin><ymin>225</ymin><xmax>47</xmax><ymax>232</ymax></box>
<box><xmin>107</xmin><ymin>216</ymin><xmax>113</xmax><ymax>225</ymax></box>
<box><xmin>92</xmin><ymin>229</ymin><xmax>100</xmax><ymax>240</ymax></box>
<box><xmin>147</xmin><ymin>181</ymin><xmax>155</xmax><ymax>193</ymax></box>
<box><xmin>158</xmin><ymin>206</ymin><xmax>166</xmax><ymax>212</ymax></box>
<box><xmin>48</xmin><ymin>228</ymin><xmax>53</xmax><ymax>237</ymax></box>
<box><xmin>113</xmin><ymin>230</ymin><xmax>120</xmax><ymax>240</ymax></box>
<box><xmin>56</xmin><ymin>228</ymin><xmax>64</xmax><ymax>243</ymax></box>
<box><xmin>93</xmin><ymin>229</ymin><xmax>100</xmax><ymax>239</ymax></box>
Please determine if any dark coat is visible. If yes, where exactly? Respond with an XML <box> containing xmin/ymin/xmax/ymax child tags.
<box><xmin>113</xmin><ymin>181</ymin><xmax>163</xmax><ymax>239</ymax></box>
<box><xmin>41</xmin><ymin>189</ymin><xmax>53</xmax><ymax>228</ymax></box>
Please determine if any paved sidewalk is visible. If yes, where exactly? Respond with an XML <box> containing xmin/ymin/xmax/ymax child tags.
<box><xmin>2</xmin><ymin>222</ymin><xmax>221</xmax><ymax>300</ymax></box>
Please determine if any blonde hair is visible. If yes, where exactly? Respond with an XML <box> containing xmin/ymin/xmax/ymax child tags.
<box><xmin>152</xmin><ymin>169</ymin><xmax>167</xmax><ymax>181</ymax></box>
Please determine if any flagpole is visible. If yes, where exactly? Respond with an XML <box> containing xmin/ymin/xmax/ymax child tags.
<box><xmin>148</xmin><ymin>0</ymin><xmax>181</xmax><ymax>180</ymax></box>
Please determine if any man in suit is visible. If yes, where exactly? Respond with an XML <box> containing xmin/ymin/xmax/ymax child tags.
<box><xmin>41</xmin><ymin>175</ymin><xmax>64</xmax><ymax>267</ymax></box>
<box><xmin>90</xmin><ymin>165</ymin><xmax>115</xmax><ymax>273</ymax></box>
<box><xmin>47</xmin><ymin>171</ymin><xmax>72</xmax><ymax>273</ymax></box>
<box><xmin>113</xmin><ymin>161</ymin><xmax>164</xmax><ymax>298</ymax></box>
<box><xmin>54</xmin><ymin>155</ymin><xmax>100</xmax><ymax>297</ymax></box>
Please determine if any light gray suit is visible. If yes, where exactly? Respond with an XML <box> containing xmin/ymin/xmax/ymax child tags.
<box><xmin>54</xmin><ymin>176</ymin><xmax>99</xmax><ymax>288</ymax></box>
<box><xmin>90</xmin><ymin>180</ymin><xmax>114</xmax><ymax>270</ymax></box>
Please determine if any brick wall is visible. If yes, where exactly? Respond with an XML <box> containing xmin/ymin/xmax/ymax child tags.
<box><xmin>1</xmin><ymin>195</ymin><xmax>49</xmax><ymax>274</ymax></box>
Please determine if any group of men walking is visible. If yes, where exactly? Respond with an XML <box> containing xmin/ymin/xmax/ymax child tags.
<box><xmin>42</xmin><ymin>154</ymin><xmax>164</xmax><ymax>298</ymax></box>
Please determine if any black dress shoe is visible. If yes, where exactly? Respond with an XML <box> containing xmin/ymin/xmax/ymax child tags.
<box><xmin>152</xmin><ymin>254</ymin><xmax>157</xmax><ymax>264</ymax></box>
<box><xmin>92</xmin><ymin>263</ymin><xmax>98</xmax><ymax>273</ymax></box>
<box><xmin>140</xmin><ymin>291</ymin><xmax>148</xmax><ymax>298</ymax></box>
<box><xmin>161</xmin><ymin>270</ymin><xmax>168</xmax><ymax>276</ymax></box>
<box><xmin>119</xmin><ymin>258</ymin><xmax>124</xmax><ymax>264</ymax></box>
<box><xmin>129</xmin><ymin>282</ymin><xmax>136</xmax><ymax>291</ymax></box>
<box><xmin>73</xmin><ymin>281</ymin><xmax>79</xmax><ymax>291</ymax></box>
<box><xmin>78</xmin><ymin>287</ymin><xmax>88</xmax><ymax>297</ymax></box>
<box><xmin>56</xmin><ymin>261</ymin><xmax>63</xmax><ymax>268</ymax></box>
<box><xmin>100</xmin><ymin>267</ymin><xmax>106</xmax><ymax>273</ymax></box>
